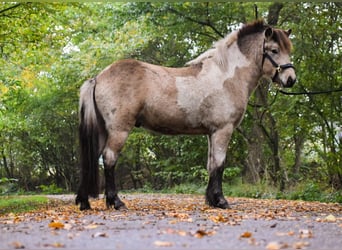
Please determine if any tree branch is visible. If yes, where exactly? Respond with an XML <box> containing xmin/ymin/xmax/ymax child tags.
<box><xmin>167</xmin><ymin>6</ymin><xmax>224</xmax><ymax>38</ymax></box>
<box><xmin>0</xmin><ymin>3</ymin><xmax>21</xmax><ymax>15</ymax></box>
<box><xmin>279</xmin><ymin>88</ymin><xmax>342</xmax><ymax>96</ymax></box>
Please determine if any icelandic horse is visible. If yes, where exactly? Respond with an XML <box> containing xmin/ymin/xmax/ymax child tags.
<box><xmin>76</xmin><ymin>20</ymin><xmax>296</xmax><ymax>210</ymax></box>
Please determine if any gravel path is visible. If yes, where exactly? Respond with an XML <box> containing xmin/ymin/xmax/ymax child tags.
<box><xmin>1</xmin><ymin>194</ymin><xmax>342</xmax><ymax>249</ymax></box>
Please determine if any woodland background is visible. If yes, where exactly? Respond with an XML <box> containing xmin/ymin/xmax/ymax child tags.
<box><xmin>0</xmin><ymin>2</ymin><xmax>341</xmax><ymax>201</ymax></box>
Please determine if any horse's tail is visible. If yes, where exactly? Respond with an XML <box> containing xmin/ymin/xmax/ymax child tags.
<box><xmin>78</xmin><ymin>77</ymin><xmax>101</xmax><ymax>198</ymax></box>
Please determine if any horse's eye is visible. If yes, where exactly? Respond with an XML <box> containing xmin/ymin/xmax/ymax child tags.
<box><xmin>271</xmin><ymin>49</ymin><xmax>279</xmax><ymax>54</ymax></box>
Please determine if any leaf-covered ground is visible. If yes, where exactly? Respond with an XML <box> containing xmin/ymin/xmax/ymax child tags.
<box><xmin>1</xmin><ymin>194</ymin><xmax>341</xmax><ymax>249</ymax></box>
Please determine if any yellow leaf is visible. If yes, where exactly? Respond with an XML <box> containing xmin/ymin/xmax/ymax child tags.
<box><xmin>52</xmin><ymin>242</ymin><xmax>65</xmax><ymax>248</ymax></box>
<box><xmin>292</xmin><ymin>241</ymin><xmax>310</xmax><ymax>249</ymax></box>
<box><xmin>154</xmin><ymin>241</ymin><xmax>173</xmax><ymax>247</ymax></box>
<box><xmin>85</xmin><ymin>224</ymin><xmax>98</xmax><ymax>229</ymax></box>
<box><xmin>48</xmin><ymin>221</ymin><xmax>64</xmax><ymax>229</ymax></box>
<box><xmin>266</xmin><ymin>241</ymin><xmax>282</xmax><ymax>250</ymax></box>
<box><xmin>324</xmin><ymin>214</ymin><xmax>337</xmax><ymax>222</ymax></box>
<box><xmin>209</xmin><ymin>213</ymin><xmax>227</xmax><ymax>223</ymax></box>
<box><xmin>0</xmin><ymin>84</ymin><xmax>9</xmax><ymax>95</ymax></box>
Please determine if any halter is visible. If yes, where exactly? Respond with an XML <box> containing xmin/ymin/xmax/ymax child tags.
<box><xmin>261</xmin><ymin>39</ymin><xmax>295</xmax><ymax>82</ymax></box>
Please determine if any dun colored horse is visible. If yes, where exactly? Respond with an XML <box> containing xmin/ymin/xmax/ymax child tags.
<box><xmin>76</xmin><ymin>20</ymin><xmax>296</xmax><ymax>210</ymax></box>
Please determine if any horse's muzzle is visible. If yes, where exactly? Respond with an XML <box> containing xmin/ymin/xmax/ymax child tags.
<box><xmin>284</xmin><ymin>76</ymin><xmax>296</xmax><ymax>88</ymax></box>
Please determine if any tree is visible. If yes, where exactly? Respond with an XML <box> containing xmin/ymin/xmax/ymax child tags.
<box><xmin>1</xmin><ymin>2</ymin><xmax>341</xmax><ymax>194</ymax></box>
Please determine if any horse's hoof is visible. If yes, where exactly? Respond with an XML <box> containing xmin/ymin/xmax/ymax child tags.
<box><xmin>206</xmin><ymin>195</ymin><xmax>230</xmax><ymax>209</ymax></box>
<box><xmin>216</xmin><ymin>198</ymin><xmax>230</xmax><ymax>209</ymax></box>
<box><xmin>76</xmin><ymin>196</ymin><xmax>91</xmax><ymax>210</ymax></box>
<box><xmin>76</xmin><ymin>197</ymin><xmax>91</xmax><ymax>210</ymax></box>
<box><xmin>116</xmin><ymin>204</ymin><xmax>128</xmax><ymax>211</ymax></box>
<box><xmin>106</xmin><ymin>197</ymin><xmax>127</xmax><ymax>210</ymax></box>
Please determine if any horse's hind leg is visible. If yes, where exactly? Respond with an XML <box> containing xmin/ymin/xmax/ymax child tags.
<box><xmin>102</xmin><ymin>130</ymin><xmax>129</xmax><ymax>210</ymax></box>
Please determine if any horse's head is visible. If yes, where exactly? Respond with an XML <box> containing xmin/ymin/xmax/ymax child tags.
<box><xmin>262</xmin><ymin>27</ymin><xmax>296</xmax><ymax>88</ymax></box>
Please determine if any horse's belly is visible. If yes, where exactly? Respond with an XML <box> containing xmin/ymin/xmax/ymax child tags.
<box><xmin>135</xmin><ymin>108</ymin><xmax>208</xmax><ymax>135</ymax></box>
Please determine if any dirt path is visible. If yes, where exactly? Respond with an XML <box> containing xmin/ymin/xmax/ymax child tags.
<box><xmin>1</xmin><ymin>194</ymin><xmax>342</xmax><ymax>249</ymax></box>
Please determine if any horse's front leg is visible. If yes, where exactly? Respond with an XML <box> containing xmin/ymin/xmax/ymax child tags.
<box><xmin>103</xmin><ymin>131</ymin><xmax>128</xmax><ymax>210</ymax></box>
<box><xmin>206</xmin><ymin>125</ymin><xmax>233</xmax><ymax>209</ymax></box>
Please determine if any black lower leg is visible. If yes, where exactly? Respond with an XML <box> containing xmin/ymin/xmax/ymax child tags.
<box><xmin>206</xmin><ymin>166</ymin><xmax>229</xmax><ymax>209</ymax></box>
<box><xmin>76</xmin><ymin>185</ymin><xmax>91</xmax><ymax>210</ymax></box>
<box><xmin>104</xmin><ymin>167</ymin><xmax>126</xmax><ymax>210</ymax></box>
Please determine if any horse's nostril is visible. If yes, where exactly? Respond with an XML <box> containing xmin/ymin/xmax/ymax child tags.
<box><xmin>287</xmin><ymin>77</ymin><xmax>296</xmax><ymax>87</ymax></box>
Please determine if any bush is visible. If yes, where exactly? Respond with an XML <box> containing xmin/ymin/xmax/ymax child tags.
<box><xmin>0</xmin><ymin>178</ymin><xmax>19</xmax><ymax>194</ymax></box>
<box><xmin>39</xmin><ymin>184</ymin><xmax>64</xmax><ymax>194</ymax></box>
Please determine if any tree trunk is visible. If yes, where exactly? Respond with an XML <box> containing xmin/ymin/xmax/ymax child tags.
<box><xmin>293</xmin><ymin>132</ymin><xmax>305</xmax><ymax>176</ymax></box>
<box><xmin>1</xmin><ymin>150</ymin><xmax>12</xmax><ymax>178</ymax></box>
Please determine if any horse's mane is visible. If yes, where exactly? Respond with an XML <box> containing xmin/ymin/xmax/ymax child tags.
<box><xmin>186</xmin><ymin>29</ymin><xmax>238</xmax><ymax>67</ymax></box>
<box><xmin>237</xmin><ymin>19</ymin><xmax>266</xmax><ymax>40</ymax></box>
<box><xmin>186</xmin><ymin>20</ymin><xmax>291</xmax><ymax>68</ymax></box>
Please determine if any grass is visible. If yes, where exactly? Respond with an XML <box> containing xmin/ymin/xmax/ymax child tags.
<box><xmin>128</xmin><ymin>181</ymin><xmax>342</xmax><ymax>204</ymax></box>
<box><xmin>0</xmin><ymin>195</ymin><xmax>50</xmax><ymax>215</ymax></box>
<box><xmin>1</xmin><ymin>181</ymin><xmax>340</xmax><ymax>216</ymax></box>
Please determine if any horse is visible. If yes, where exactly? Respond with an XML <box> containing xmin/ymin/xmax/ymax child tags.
<box><xmin>76</xmin><ymin>20</ymin><xmax>296</xmax><ymax>210</ymax></box>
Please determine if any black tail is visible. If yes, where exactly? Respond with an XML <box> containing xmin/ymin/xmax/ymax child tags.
<box><xmin>76</xmin><ymin>78</ymin><xmax>102</xmax><ymax>208</ymax></box>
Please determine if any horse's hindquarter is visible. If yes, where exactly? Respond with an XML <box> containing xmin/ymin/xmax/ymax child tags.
<box><xmin>95</xmin><ymin>59</ymin><xmax>148</xmax><ymax>130</ymax></box>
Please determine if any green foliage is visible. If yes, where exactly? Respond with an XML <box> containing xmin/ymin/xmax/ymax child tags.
<box><xmin>131</xmin><ymin>181</ymin><xmax>342</xmax><ymax>204</ymax></box>
<box><xmin>223</xmin><ymin>182</ymin><xmax>279</xmax><ymax>199</ymax></box>
<box><xmin>39</xmin><ymin>184</ymin><xmax>64</xmax><ymax>194</ymax></box>
<box><xmin>0</xmin><ymin>177</ymin><xmax>19</xmax><ymax>194</ymax></box>
<box><xmin>0</xmin><ymin>3</ymin><xmax>341</xmax><ymax>198</ymax></box>
<box><xmin>280</xmin><ymin>182</ymin><xmax>342</xmax><ymax>203</ymax></box>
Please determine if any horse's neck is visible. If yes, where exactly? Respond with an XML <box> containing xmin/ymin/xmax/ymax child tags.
<box><xmin>216</xmin><ymin>41</ymin><xmax>262</xmax><ymax>98</ymax></box>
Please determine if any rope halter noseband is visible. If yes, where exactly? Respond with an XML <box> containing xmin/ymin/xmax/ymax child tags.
<box><xmin>261</xmin><ymin>39</ymin><xmax>295</xmax><ymax>82</ymax></box>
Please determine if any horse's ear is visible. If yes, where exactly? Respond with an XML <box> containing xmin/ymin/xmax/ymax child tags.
<box><xmin>265</xmin><ymin>27</ymin><xmax>273</xmax><ymax>41</ymax></box>
<box><xmin>285</xmin><ymin>29</ymin><xmax>292</xmax><ymax>37</ymax></box>
<box><xmin>264</xmin><ymin>27</ymin><xmax>273</xmax><ymax>41</ymax></box>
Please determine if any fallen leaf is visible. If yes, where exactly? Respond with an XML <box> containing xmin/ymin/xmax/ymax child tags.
<box><xmin>288</xmin><ymin>231</ymin><xmax>295</xmax><ymax>236</ymax></box>
<box><xmin>43</xmin><ymin>242</ymin><xmax>65</xmax><ymax>248</ymax></box>
<box><xmin>48</xmin><ymin>221</ymin><xmax>64</xmax><ymax>229</ymax></box>
<box><xmin>51</xmin><ymin>242</ymin><xmax>65</xmax><ymax>248</ymax></box>
<box><xmin>266</xmin><ymin>241</ymin><xmax>288</xmax><ymax>250</ymax></box>
<box><xmin>10</xmin><ymin>241</ymin><xmax>25</xmax><ymax>249</ymax></box>
<box><xmin>92</xmin><ymin>232</ymin><xmax>108</xmax><ymax>238</ymax></box>
<box><xmin>209</xmin><ymin>213</ymin><xmax>227</xmax><ymax>223</ymax></box>
<box><xmin>240</xmin><ymin>231</ymin><xmax>252</xmax><ymax>238</ymax></box>
<box><xmin>292</xmin><ymin>241</ymin><xmax>310</xmax><ymax>249</ymax></box>
<box><xmin>63</xmin><ymin>223</ymin><xmax>72</xmax><ymax>230</ymax></box>
<box><xmin>178</xmin><ymin>230</ymin><xmax>187</xmax><ymax>236</ymax></box>
<box><xmin>299</xmin><ymin>229</ymin><xmax>313</xmax><ymax>238</ymax></box>
<box><xmin>324</xmin><ymin>214</ymin><xmax>336</xmax><ymax>223</ymax></box>
<box><xmin>266</xmin><ymin>241</ymin><xmax>282</xmax><ymax>250</ymax></box>
<box><xmin>154</xmin><ymin>241</ymin><xmax>173</xmax><ymax>247</ymax></box>
<box><xmin>193</xmin><ymin>229</ymin><xmax>215</xmax><ymax>238</ymax></box>
<box><xmin>248</xmin><ymin>238</ymin><xmax>259</xmax><ymax>246</ymax></box>
<box><xmin>85</xmin><ymin>224</ymin><xmax>98</xmax><ymax>229</ymax></box>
